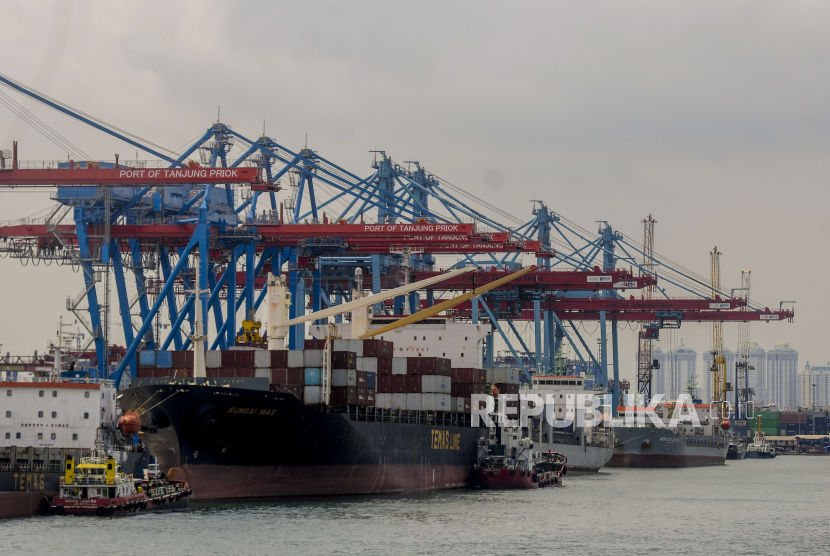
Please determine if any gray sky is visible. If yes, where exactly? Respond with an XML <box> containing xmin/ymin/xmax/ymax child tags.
<box><xmin>0</xmin><ymin>1</ymin><xmax>826</xmax><ymax>379</ymax></box>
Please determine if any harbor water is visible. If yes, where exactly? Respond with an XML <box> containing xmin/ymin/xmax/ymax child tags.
<box><xmin>2</xmin><ymin>456</ymin><xmax>828</xmax><ymax>555</ymax></box>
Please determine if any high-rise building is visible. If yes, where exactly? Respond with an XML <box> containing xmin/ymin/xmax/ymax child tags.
<box><xmin>746</xmin><ymin>342</ymin><xmax>766</xmax><ymax>404</ymax></box>
<box><xmin>703</xmin><ymin>348</ymin><xmax>736</xmax><ymax>403</ymax></box>
<box><xmin>765</xmin><ymin>342</ymin><xmax>799</xmax><ymax>409</ymax></box>
<box><xmin>649</xmin><ymin>342</ymin><xmax>699</xmax><ymax>401</ymax></box>
<box><xmin>799</xmin><ymin>362</ymin><xmax>830</xmax><ymax>409</ymax></box>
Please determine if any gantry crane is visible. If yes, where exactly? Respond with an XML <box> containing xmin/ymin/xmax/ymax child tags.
<box><xmin>734</xmin><ymin>270</ymin><xmax>753</xmax><ymax>422</ymax></box>
<box><xmin>637</xmin><ymin>215</ymin><xmax>656</xmax><ymax>403</ymax></box>
<box><xmin>710</xmin><ymin>247</ymin><xmax>728</xmax><ymax>419</ymax></box>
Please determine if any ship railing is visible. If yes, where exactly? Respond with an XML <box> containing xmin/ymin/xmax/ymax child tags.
<box><xmin>0</xmin><ymin>463</ymin><xmax>11</xmax><ymax>472</ymax></box>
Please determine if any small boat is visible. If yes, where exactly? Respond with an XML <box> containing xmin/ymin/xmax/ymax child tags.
<box><xmin>726</xmin><ymin>442</ymin><xmax>746</xmax><ymax>460</ymax></box>
<box><xmin>51</xmin><ymin>453</ymin><xmax>191</xmax><ymax>516</ymax></box>
<box><xmin>533</xmin><ymin>451</ymin><xmax>567</xmax><ymax>487</ymax></box>
<box><xmin>744</xmin><ymin>416</ymin><xmax>776</xmax><ymax>459</ymax></box>
<box><xmin>473</xmin><ymin>425</ymin><xmax>567</xmax><ymax>489</ymax></box>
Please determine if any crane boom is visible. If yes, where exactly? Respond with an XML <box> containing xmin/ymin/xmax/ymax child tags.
<box><xmin>360</xmin><ymin>265</ymin><xmax>539</xmax><ymax>338</ymax></box>
<box><xmin>710</xmin><ymin>247</ymin><xmax>727</xmax><ymax>419</ymax></box>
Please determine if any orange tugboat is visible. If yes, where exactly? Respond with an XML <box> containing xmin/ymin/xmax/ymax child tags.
<box><xmin>474</xmin><ymin>426</ymin><xmax>567</xmax><ymax>489</ymax></box>
<box><xmin>51</xmin><ymin>452</ymin><xmax>191</xmax><ymax>516</ymax></box>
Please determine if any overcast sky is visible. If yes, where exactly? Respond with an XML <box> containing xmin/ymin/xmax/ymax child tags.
<box><xmin>0</xmin><ymin>1</ymin><xmax>827</xmax><ymax>381</ymax></box>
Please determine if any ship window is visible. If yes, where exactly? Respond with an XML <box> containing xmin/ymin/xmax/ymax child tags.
<box><xmin>439</xmin><ymin>337</ymin><xmax>442</xmax><ymax>341</ymax></box>
<box><xmin>85</xmin><ymin>391</ymin><xmax>90</xmax><ymax>398</ymax></box>
<box><xmin>4</xmin><ymin>411</ymin><xmax>9</xmax><ymax>417</ymax></box>
<box><xmin>465</xmin><ymin>337</ymin><xmax>468</xmax><ymax>341</ymax></box>
<box><xmin>84</xmin><ymin>413</ymin><xmax>89</xmax><ymax>419</ymax></box>
<box><xmin>578</xmin><ymin>381</ymin><xmax>582</xmax><ymax>385</ymax></box>
<box><xmin>51</xmin><ymin>433</ymin><xmax>56</xmax><ymax>440</ymax></box>
<box><xmin>5</xmin><ymin>390</ymin><xmax>10</xmax><ymax>397</ymax></box>
<box><xmin>39</xmin><ymin>390</ymin><xmax>44</xmax><ymax>397</ymax></box>
<box><xmin>37</xmin><ymin>433</ymin><xmax>43</xmax><ymax>440</ymax></box>
<box><xmin>414</xmin><ymin>336</ymin><xmax>417</xmax><ymax>340</ymax></box>
<box><xmin>52</xmin><ymin>391</ymin><xmax>57</xmax><ymax>398</ymax></box>
<box><xmin>72</xmin><ymin>434</ymin><xmax>78</xmax><ymax>440</ymax></box>
<box><xmin>553</xmin><ymin>381</ymin><xmax>560</xmax><ymax>385</ymax></box>
<box><xmin>38</xmin><ymin>411</ymin><xmax>43</xmax><ymax>418</ymax></box>
<box><xmin>52</xmin><ymin>412</ymin><xmax>57</xmax><ymax>418</ymax></box>
<box><xmin>15</xmin><ymin>432</ymin><xmax>20</xmax><ymax>439</ymax></box>
<box><xmin>442</xmin><ymin>353</ymin><xmax>445</xmax><ymax>357</ymax></box>
<box><xmin>4</xmin><ymin>433</ymin><xmax>8</xmax><ymax>439</ymax></box>
<box><xmin>461</xmin><ymin>353</ymin><xmax>464</xmax><ymax>357</ymax></box>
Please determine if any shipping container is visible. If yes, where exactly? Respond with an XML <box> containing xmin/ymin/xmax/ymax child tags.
<box><xmin>357</xmin><ymin>357</ymin><xmax>378</xmax><ymax>373</ymax></box>
<box><xmin>271</xmin><ymin>350</ymin><xmax>288</xmax><ymax>368</ymax></box>
<box><xmin>331</xmin><ymin>386</ymin><xmax>357</xmax><ymax>405</ymax></box>
<box><xmin>376</xmin><ymin>393</ymin><xmax>393</xmax><ymax>409</ymax></box>
<box><xmin>495</xmin><ymin>383</ymin><xmax>520</xmax><ymax>395</ymax></box>
<box><xmin>255</xmin><ymin>368</ymin><xmax>270</xmax><ymax>379</ymax></box>
<box><xmin>405</xmin><ymin>375</ymin><xmax>421</xmax><ymax>393</ymax></box>
<box><xmin>155</xmin><ymin>351</ymin><xmax>173</xmax><ymax>368</ymax></box>
<box><xmin>332</xmin><ymin>369</ymin><xmax>357</xmax><ymax>387</ymax></box>
<box><xmin>303</xmin><ymin>386</ymin><xmax>322</xmax><ymax>404</ymax></box>
<box><xmin>452</xmin><ymin>368</ymin><xmax>473</xmax><ymax>383</ymax></box>
<box><xmin>406</xmin><ymin>393</ymin><xmax>422</xmax><ymax>411</ymax></box>
<box><xmin>356</xmin><ymin>371</ymin><xmax>368</xmax><ymax>388</ymax></box>
<box><xmin>332</xmin><ymin>351</ymin><xmax>357</xmax><ymax>369</ymax></box>
<box><xmin>287</xmin><ymin>350</ymin><xmax>305</xmax><ymax>369</ymax></box>
<box><xmin>422</xmin><ymin>393</ymin><xmax>452</xmax><ymax>411</ymax></box>
<box><xmin>138</xmin><ymin>350</ymin><xmax>156</xmax><ymax>367</ymax></box>
<box><xmin>452</xmin><ymin>383</ymin><xmax>488</xmax><ymax>397</ymax></box>
<box><xmin>366</xmin><ymin>371</ymin><xmax>377</xmax><ymax>390</ymax></box>
<box><xmin>392</xmin><ymin>375</ymin><xmax>406</xmax><ymax>392</ymax></box>
<box><xmin>270</xmin><ymin>368</ymin><xmax>287</xmax><ymax>384</ymax></box>
<box><xmin>304</xmin><ymin>350</ymin><xmax>324</xmax><ymax>367</ymax></box>
<box><xmin>287</xmin><ymin>368</ymin><xmax>304</xmax><ymax>385</ymax></box>
<box><xmin>220</xmin><ymin>350</ymin><xmax>237</xmax><ymax>367</ymax></box>
<box><xmin>172</xmin><ymin>350</ymin><xmax>193</xmax><ymax>368</ymax></box>
<box><xmin>450</xmin><ymin>397</ymin><xmax>457</xmax><ymax>413</ymax></box>
<box><xmin>205</xmin><ymin>350</ymin><xmax>222</xmax><ymax>368</ymax></box>
<box><xmin>392</xmin><ymin>357</ymin><xmax>408</xmax><ymax>375</ymax></box>
<box><xmin>356</xmin><ymin>388</ymin><xmax>369</xmax><ymax>406</ymax></box>
<box><xmin>236</xmin><ymin>368</ymin><xmax>254</xmax><ymax>378</ymax></box>
<box><xmin>406</xmin><ymin>357</ymin><xmax>421</xmax><ymax>374</ymax></box>
<box><xmin>254</xmin><ymin>350</ymin><xmax>272</xmax><ymax>368</ymax></box>
<box><xmin>136</xmin><ymin>368</ymin><xmax>154</xmax><ymax>378</ymax></box>
<box><xmin>347</xmin><ymin>339</ymin><xmax>364</xmax><ymax>356</ymax></box>
<box><xmin>391</xmin><ymin>393</ymin><xmax>407</xmax><ymax>410</ymax></box>
<box><xmin>377</xmin><ymin>356</ymin><xmax>392</xmax><ymax>375</ymax></box>
<box><xmin>234</xmin><ymin>350</ymin><xmax>256</xmax><ymax>368</ymax></box>
<box><xmin>334</xmin><ymin>339</ymin><xmax>350</xmax><ymax>352</ymax></box>
<box><xmin>781</xmin><ymin>413</ymin><xmax>808</xmax><ymax>424</ymax></box>
<box><xmin>421</xmin><ymin>375</ymin><xmax>451</xmax><ymax>394</ymax></box>
<box><xmin>305</xmin><ymin>339</ymin><xmax>327</xmax><ymax>350</ymax></box>
<box><xmin>377</xmin><ymin>375</ymin><xmax>392</xmax><ymax>393</ymax></box>
<box><xmin>304</xmin><ymin>368</ymin><xmax>322</xmax><ymax>386</ymax></box>
<box><xmin>367</xmin><ymin>389</ymin><xmax>376</xmax><ymax>406</ymax></box>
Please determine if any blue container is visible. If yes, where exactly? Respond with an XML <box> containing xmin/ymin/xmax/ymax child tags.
<box><xmin>304</xmin><ymin>368</ymin><xmax>322</xmax><ymax>386</ymax></box>
<box><xmin>156</xmin><ymin>351</ymin><xmax>173</xmax><ymax>368</ymax></box>
<box><xmin>366</xmin><ymin>371</ymin><xmax>376</xmax><ymax>389</ymax></box>
<box><xmin>139</xmin><ymin>350</ymin><xmax>156</xmax><ymax>367</ymax></box>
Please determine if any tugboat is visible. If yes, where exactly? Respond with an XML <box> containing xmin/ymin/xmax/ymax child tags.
<box><xmin>51</xmin><ymin>453</ymin><xmax>191</xmax><ymax>516</ymax></box>
<box><xmin>744</xmin><ymin>416</ymin><xmax>776</xmax><ymax>459</ymax></box>
<box><xmin>726</xmin><ymin>441</ymin><xmax>746</xmax><ymax>460</ymax></box>
<box><xmin>473</xmin><ymin>426</ymin><xmax>567</xmax><ymax>489</ymax></box>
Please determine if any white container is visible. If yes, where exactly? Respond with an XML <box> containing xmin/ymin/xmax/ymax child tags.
<box><xmin>288</xmin><ymin>350</ymin><xmax>305</xmax><ymax>368</ymax></box>
<box><xmin>422</xmin><ymin>393</ymin><xmax>453</xmax><ymax>411</ymax></box>
<box><xmin>205</xmin><ymin>351</ymin><xmax>222</xmax><ymax>368</ymax></box>
<box><xmin>255</xmin><ymin>368</ymin><xmax>270</xmax><ymax>379</ymax></box>
<box><xmin>406</xmin><ymin>393</ymin><xmax>422</xmax><ymax>411</ymax></box>
<box><xmin>304</xmin><ymin>349</ymin><xmax>324</xmax><ymax>367</ymax></box>
<box><xmin>303</xmin><ymin>386</ymin><xmax>322</xmax><ymax>404</ymax></box>
<box><xmin>333</xmin><ymin>339</ymin><xmax>350</xmax><ymax>352</ymax></box>
<box><xmin>254</xmin><ymin>350</ymin><xmax>271</xmax><ymax>368</ymax></box>
<box><xmin>450</xmin><ymin>397</ymin><xmax>457</xmax><ymax>413</ymax></box>
<box><xmin>348</xmin><ymin>339</ymin><xmax>364</xmax><ymax>356</ymax></box>
<box><xmin>456</xmin><ymin>397</ymin><xmax>465</xmax><ymax>413</ymax></box>
<box><xmin>420</xmin><ymin>375</ymin><xmax>451</xmax><ymax>394</ymax></box>
<box><xmin>437</xmin><ymin>393</ymin><xmax>452</xmax><ymax>411</ymax></box>
<box><xmin>392</xmin><ymin>357</ymin><xmax>407</xmax><ymax>375</ymax></box>
<box><xmin>392</xmin><ymin>393</ymin><xmax>407</xmax><ymax>410</ymax></box>
<box><xmin>376</xmin><ymin>393</ymin><xmax>393</xmax><ymax>409</ymax></box>
<box><xmin>357</xmin><ymin>357</ymin><xmax>378</xmax><ymax>373</ymax></box>
<box><xmin>332</xmin><ymin>368</ymin><xmax>357</xmax><ymax>387</ymax></box>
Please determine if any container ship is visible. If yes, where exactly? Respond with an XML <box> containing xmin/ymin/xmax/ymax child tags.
<box><xmin>120</xmin><ymin>321</ymin><xmax>509</xmax><ymax>500</ymax></box>
<box><xmin>605</xmin><ymin>403</ymin><xmax>728</xmax><ymax>467</ymax></box>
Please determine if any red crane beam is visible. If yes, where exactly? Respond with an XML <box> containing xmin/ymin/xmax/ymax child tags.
<box><xmin>415</xmin><ymin>268</ymin><xmax>655</xmax><ymax>291</ymax></box>
<box><xmin>0</xmin><ymin>167</ymin><xmax>260</xmax><ymax>185</ymax></box>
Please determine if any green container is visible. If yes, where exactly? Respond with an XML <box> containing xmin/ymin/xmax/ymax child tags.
<box><xmin>747</xmin><ymin>411</ymin><xmax>781</xmax><ymax>436</ymax></box>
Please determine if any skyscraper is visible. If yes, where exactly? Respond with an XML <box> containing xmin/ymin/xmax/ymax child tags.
<box><xmin>746</xmin><ymin>342</ymin><xmax>766</xmax><ymax>405</ymax></box>
<box><xmin>798</xmin><ymin>362</ymin><xmax>830</xmax><ymax>409</ymax></box>
<box><xmin>766</xmin><ymin>342</ymin><xmax>799</xmax><ymax>409</ymax></box>
<box><xmin>649</xmin><ymin>342</ymin><xmax>699</xmax><ymax>401</ymax></box>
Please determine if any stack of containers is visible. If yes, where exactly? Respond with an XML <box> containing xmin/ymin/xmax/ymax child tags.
<box><xmin>451</xmin><ymin>368</ymin><xmax>488</xmax><ymax>414</ymax></box>
<box><xmin>136</xmin><ymin>350</ymin><xmax>196</xmax><ymax>378</ymax></box>
<box><xmin>269</xmin><ymin>350</ymin><xmax>303</xmax><ymax>399</ymax></box>
<box><xmin>377</xmin><ymin>356</ymin><xmax>452</xmax><ymax>411</ymax></box>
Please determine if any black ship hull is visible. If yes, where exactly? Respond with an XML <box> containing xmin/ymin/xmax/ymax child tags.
<box><xmin>0</xmin><ymin>472</ymin><xmax>59</xmax><ymax>519</ymax></box>
<box><xmin>120</xmin><ymin>384</ymin><xmax>483</xmax><ymax>500</ymax></box>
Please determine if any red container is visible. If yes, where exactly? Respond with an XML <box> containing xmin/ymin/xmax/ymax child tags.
<box><xmin>206</xmin><ymin>369</ymin><xmax>220</xmax><ymax>378</ymax></box>
<box><xmin>235</xmin><ymin>351</ymin><xmax>256</xmax><ymax>368</ymax></box>
<box><xmin>136</xmin><ymin>368</ymin><xmax>154</xmax><ymax>378</ymax></box>
<box><xmin>304</xmin><ymin>339</ymin><xmax>327</xmax><ymax>350</ymax></box>
<box><xmin>236</xmin><ymin>368</ymin><xmax>254</xmax><ymax>378</ymax></box>
<box><xmin>271</xmin><ymin>350</ymin><xmax>288</xmax><ymax>368</ymax></box>
<box><xmin>376</xmin><ymin>357</ymin><xmax>392</xmax><ymax>375</ymax></box>
<box><xmin>270</xmin><ymin>384</ymin><xmax>302</xmax><ymax>400</ymax></box>
<box><xmin>436</xmin><ymin>358</ymin><xmax>450</xmax><ymax>373</ymax></box>
<box><xmin>405</xmin><ymin>375</ymin><xmax>421</xmax><ymax>393</ymax></box>
<box><xmin>286</xmin><ymin>368</ymin><xmax>304</xmax><ymax>385</ymax></box>
<box><xmin>332</xmin><ymin>351</ymin><xmax>357</xmax><ymax>369</ymax></box>
<box><xmin>356</xmin><ymin>388</ymin><xmax>369</xmax><ymax>406</ymax></box>
<box><xmin>220</xmin><ymin>350</ymin><xmax>237</xmax><ymax>367</ymax></box>
<box><xmin>356</xmin><ymin>371</ymin><xmax>368</xmax><ymax>388</ymax></box>
<box><xmin>367</xmin><ymin>389</ymin><xmax>376</xmax><ymax>405</ymax></box>
<box><xmin>391</xmin><ymin>375</ymin><xmax>406</xmax><ymax>393</ymax></box>
<box><xmin>406</xmin><ymin>357</ymin><xmax>421</xmax><ymax>374</ymax></box>
<box><xmin>172</xmin><ymin>350</ymin><xmax>194</xmax><ymax>368</ymax></box>
<box><xmin>495</xmin><ymin>383</ymin><xmax>519</xmax><ymax>395</ymax></box>
<box><xmin>362</xmin><ymin>339</ymin><xmax>394</xmax><ymax>358</ymax></box>
<box><xmin>781</xmin><ymin>413</ymin><xmax>807</xmax><ymax>424</ymax></box>
<box><xmin>419</xmin><ymin>357</ymin><xmax>436</xmax><ymax>374</ymax></box>
<box><xmin>270</xmin><ymin>368</ymin><xmax>287</xmax><ymax>384</ymax></box>
<box><xmin>331</xmin><ymin>386</ymin><xmax>357</xmax><ymax>405</ymax></box>
<box><xmin>452</xmin><ymin>368</ymin><xmax>473</xmax><ymax>383</ymax></box>
<box><xmin>377</xmin><ymin>375</ymin><xmax>392</xmax><ymax>393</ymax></box>
<box><xmin>472</xmin><ymin>369</ymin><xmax>487</xmax><ymax>384</ymax></box>
<box><xmin>452</xmin><ymin>383</ymin><xmax>488</xmax><ymax>398</ymax></box>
